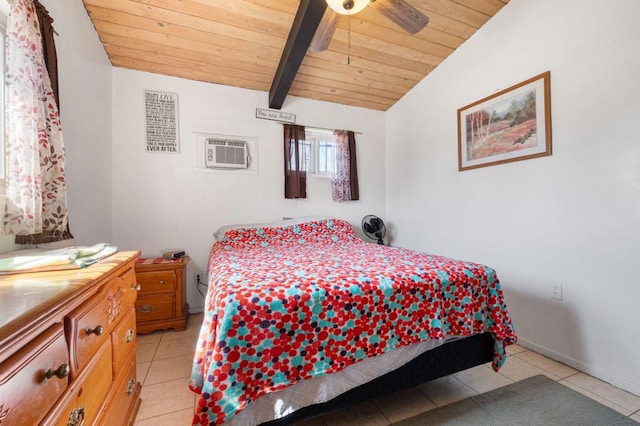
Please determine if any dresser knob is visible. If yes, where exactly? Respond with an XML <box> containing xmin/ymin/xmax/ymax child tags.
<box><xmin>132</xmin><ymin>283</ymin><xmax>141</xmax><ymax>291</ymax></box>
<box><xmin>126</xmin><ymin>378</ymin><xmax>137</xmax><ymax>395</ymax></box>
<box><xmin>45</xmin><ymin>363</ymin><xmax>70</xmax><ymax>380</ymax></box>
<box><xmin>68</xmin><ymin>406</ymin><xmax>85</xmax><ymax>426</ymax></box>
<box><xmin>85</xmin><ymin>325</ymin><xmax>104</xmax><ymax>336</ymax></box>
<box><xmin>159</xmin><ymin>280</ymin><xmax>165</xmax><ymax>285</ymax></box>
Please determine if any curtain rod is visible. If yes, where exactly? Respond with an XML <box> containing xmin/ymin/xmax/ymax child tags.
<box><xmin>280</xmin><ymin>122</ymin><xmax>362</xmax><ymax>135</ymax></box>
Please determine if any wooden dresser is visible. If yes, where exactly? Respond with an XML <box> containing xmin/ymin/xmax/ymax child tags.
<box><xmin>134</xmin><ymin>257</ymin><xmax>189</xmax><ymax>334</ymax></box>
<box><xmin>0</xmin><ymin>251</ymin><xmax>142</xmax><ymax>426</ymax></box>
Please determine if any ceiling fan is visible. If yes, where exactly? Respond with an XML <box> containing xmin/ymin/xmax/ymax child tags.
<box><xmin>310</xmin><ymin>0</ymin><xmax>429</xmax><ymax>52</ymax></box>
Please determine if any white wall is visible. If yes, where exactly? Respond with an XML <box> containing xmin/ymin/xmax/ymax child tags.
<box><xmin>386</xmin><ymin>0</ymin><xmax>640</xmax><ymax>395</ymax></box>
<box><xmin>111</xmin><ymin>69</ymin><xmax>386</xmax><ymax>312</ymax></box>
<box><xmin>43</xmin><ymin>0</ymin><xmax>114</xmax><ymax>245</ymax></box>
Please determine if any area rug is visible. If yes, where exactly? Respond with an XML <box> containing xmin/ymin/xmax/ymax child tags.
<box><xmin>393</xmin><ymin>375</ymin><xmax>637</xmax><ymax>425</ymax></box>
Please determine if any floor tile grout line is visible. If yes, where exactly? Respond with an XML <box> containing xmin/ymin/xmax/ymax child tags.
<box><xmin>498</xmin><ymin>357</ymin><xmax>633</xmax><ymax>410</ymax></box>
<box><xmin>512</xmin><ymin>350</ymin><xmax>640</xmax><ymax>403</ymax></box>
<box><xmin>135</xmin><ymin>407</ymin><xmax>195</xmax><ymax>424</ymax></box>
<box><xmin>144</xmin><ymin>339</ymin><xmax>161</xmax><ymax>385</ymax></box>
<box><xmin>508</xmin><ymin>353</ymin><xmax>574</xmax><ymax>381</ymax></box>
<box><xmin>136</xmin><ymin>406</ymin><xmax>195</xmax><ymax>423</ymax></box>
<box><xmin>415</xmin><ymin>383</ymin><xmax>441</xmax><ymax>408</ymax></box>
<box><xmin>137</xmin><ymin>338</ymin><xmax>162</xmax><ymax>387</ymax></box>
<box><xmin>560</xmin><ymin>377</ymin><xmax>635</xmax><ymax>414</ymax></box>
<box><xmin>495</xmin><ymin>371</ymin><xmax>516</xmax><ymax>385</ymax></box>
<box><xmin>455</xmin><ymin>366</ymin><xmax>516</xmax><ymax>394</ymax></box>
<box><xmin>416</xmin><ymin>375</ymin><xmax>479</xmax><ymax>407</ymax></box>
<box><xmin>564</xmin><ymin>371</ymin><xmax>640</xmax><ymax>401</ymax></box>
<box><xmin>562</xmin><ymin>371</ymin><xmax>581</xmax><ymax>381</ymax></box>
<box><xmin>370</xmin><ymin>397</ymin><xmax>393</xmax><ymax>425</ymax></box>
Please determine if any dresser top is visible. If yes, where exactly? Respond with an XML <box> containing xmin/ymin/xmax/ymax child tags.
<box><xmin>0</xmin><ymin>251</ymin><xmax>140</xmax><ymax>350</ymax></box>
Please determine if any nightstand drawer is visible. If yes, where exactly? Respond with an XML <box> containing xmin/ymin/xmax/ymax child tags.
<box><xmin>135</xmin><ymin>294</ymin><xmax>175</xmax><ymax>322</ymax></box>
<box><xmin>134</xmin><ymin>257</ymin><xmax>189</xmax><ymax>333</ymax></box>
<box><xmin>136</xmin><ymin>270</ymin><xmax>177</xmax><ymax>293</ymax></box>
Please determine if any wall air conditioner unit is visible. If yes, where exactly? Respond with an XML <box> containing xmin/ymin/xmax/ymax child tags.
<box><xmin>205</xmin><ymin>138</ymin><xmax>250</xmax><ymax>169</ymax></box>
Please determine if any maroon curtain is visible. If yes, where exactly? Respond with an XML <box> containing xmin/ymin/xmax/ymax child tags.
<box><xmin>331</xmin><ymin>130</ymin><xmax>359</xmax><ymax>201</ymax></box>
<box><xmin>346</xmin><ymin>130</ymin><xmax>359</xmax><ymax>200</ymax></box>
<box><xmin>283</xmin><ymin>124</ymin><xmax>307</xmax><ymax>199</ymax></box>
<box><xmin>15</xmin><ymin>0</ymin><xmax>73</xmax><ymax>245</ymax></box>
<box><xmin>34</xmin><ymin>0</ymin><xmax>59</xmax><ymax>108</ymax></box>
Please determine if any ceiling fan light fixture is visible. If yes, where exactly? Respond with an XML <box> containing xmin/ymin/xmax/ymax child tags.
<box><xmin>326</xmin><ymin>0</ymin><xmax>369</xmax><ymax>15</ymax></box>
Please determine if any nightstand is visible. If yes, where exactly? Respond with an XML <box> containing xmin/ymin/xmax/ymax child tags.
<box><xmin>134</xmin><ymin>256</ymin><xmax>189</xmax><ymax>334</ymax></box>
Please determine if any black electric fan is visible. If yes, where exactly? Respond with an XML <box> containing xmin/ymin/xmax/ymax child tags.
<box><xmin>362</xmin><ymin>215</ymin><xmax>386</xmax><ymax>245</ymax></box>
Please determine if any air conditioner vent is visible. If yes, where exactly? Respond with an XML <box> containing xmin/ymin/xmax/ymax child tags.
<box><xmin>205</xmin><ymin>138</ymin><xmax>250</xmax><ymax>169</ymax></box>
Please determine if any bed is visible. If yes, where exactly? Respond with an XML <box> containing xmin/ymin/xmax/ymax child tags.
<box><xmin>190</xmin><ymin>218</ymin><xmax>517</xmax><ymax>425</ymax></box>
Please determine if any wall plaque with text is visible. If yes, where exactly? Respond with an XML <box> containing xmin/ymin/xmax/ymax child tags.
<box><xmin>145</xmin><ymin>90</ymin><xmax>180</xmax><ymax>153</ymax></box>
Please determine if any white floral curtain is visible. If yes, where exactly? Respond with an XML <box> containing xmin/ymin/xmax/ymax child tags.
<box><xmin>3</xmin><ymin>0</ymin><xmax>69</xmax><ymax>239</ymax></box>
<box><xmin>331</xmin><ymin>130</ymin><xmax>359</xmax><ymax>202</ymax></box>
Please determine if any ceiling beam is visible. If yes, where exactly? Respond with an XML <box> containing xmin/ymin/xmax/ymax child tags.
<box><xmin>268</xmin><ymin>0</ymin><xmax>327</xmax><ymax>109</ymax></box>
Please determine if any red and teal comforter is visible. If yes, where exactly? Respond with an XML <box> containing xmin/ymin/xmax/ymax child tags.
<box><xmin>190</xmin><ymin>219</ymin><xmax>516</xmax><ymax>425</ymax></box>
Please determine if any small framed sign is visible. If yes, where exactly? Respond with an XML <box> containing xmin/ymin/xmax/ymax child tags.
<box><xmin>255</xmin><ymin>108</ymin><xmax>296</xmax><ymax>124</ymax></box>
<box><xmin>145</xmin><ymin>90</ymin><xmax>180</xmax><ymax>153</ymax></box>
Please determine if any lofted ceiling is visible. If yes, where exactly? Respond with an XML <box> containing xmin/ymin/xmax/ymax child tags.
<box><xmin>82</xmin><ymin>0</ymin><xmax>509</xmax><ymax>111</ymax></box>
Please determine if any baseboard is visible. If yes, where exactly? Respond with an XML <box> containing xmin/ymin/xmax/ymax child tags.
<box><xmin>189</xmin><ymin>306</ymin><xmax>205</xmax><ymax>314</ymax></box>
<box><xmin>517</xmin><ymin>337</ymin><xmax>640</xmax><ymax>397</ymax></box>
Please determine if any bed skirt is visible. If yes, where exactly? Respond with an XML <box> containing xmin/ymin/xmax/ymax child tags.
<box><xmin>262</xmin><ymin>333</ymin><xmax>495</xmax><ymax>425</ymax></box>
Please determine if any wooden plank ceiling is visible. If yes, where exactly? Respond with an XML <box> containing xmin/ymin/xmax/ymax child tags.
<box><xmin>82</xmin><ymin>0</ymin><xmax>509</xmax><ymax>111</ymax></box>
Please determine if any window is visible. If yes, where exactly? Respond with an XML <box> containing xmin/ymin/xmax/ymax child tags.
<box><xmin>303</xmin><ymin>128</ymin><xmax>335</xmax><ymax>178</ymax></box>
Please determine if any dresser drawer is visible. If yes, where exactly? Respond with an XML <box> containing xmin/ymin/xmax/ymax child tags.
<box><xmin>0</xmin><ymin>324</ymin><xmax>69</xmax><ymax>426</ymax></box>
<box><xmin>112</xmin><ymin>308</ymin><xmax>137</xmax><ymax>374</ymax></box>
<box><xmin>135</xmin><ymin>293</ymin><xmax>175</xmax><ymax>322</ymax></box>
<box><xmin>98</xmin><ymin>356</ymin><xmax>140</xmax><ymax>426</ymax></box>
<box><xmin>67</xmin><ymin>267</ymin><xmax>138</xmax><ymax>376</ymax></box>
<box><xmin>51</xmin><ymin>339</ymin><xmax>113</xmax><ymax>426</ymax></box>
<box><xmin>137</xmin><ymin>270</ymin><xmax>177</xmax><ymax>293</ymax></box>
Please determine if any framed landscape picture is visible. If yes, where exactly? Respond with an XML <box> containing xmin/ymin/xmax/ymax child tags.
<box><xmin>457</xmin><ymin>71</ymin><xmax>552</xmax><ymax>171</ymax></box>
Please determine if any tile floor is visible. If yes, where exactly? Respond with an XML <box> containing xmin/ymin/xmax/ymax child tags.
<box><xmin>134</xmin><ymin>313</ymin><xmax>640</xmax><ymax>425</ymax></box>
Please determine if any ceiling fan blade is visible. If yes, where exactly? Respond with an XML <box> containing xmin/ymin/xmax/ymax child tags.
<box><xmin>309</xmin><ymin>8</ymin><xmax>340</xmax><ymax>52</ymax></box>
<box><xmin>370</xmin><ymin>0</ymin><xmax>429</xmax><ymax>34</ymax></box>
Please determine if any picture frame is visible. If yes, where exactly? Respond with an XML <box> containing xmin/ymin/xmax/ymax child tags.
<box><xmin>457</xmin><ymin>71</ymin><xmax>552</xmax><ymax>171</ymax></box>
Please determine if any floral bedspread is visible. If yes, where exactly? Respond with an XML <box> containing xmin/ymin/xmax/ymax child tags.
<box><xmin>190</xmin><ymin>219</ymin><xmax>516</xmax><ymax>425</ymax></box>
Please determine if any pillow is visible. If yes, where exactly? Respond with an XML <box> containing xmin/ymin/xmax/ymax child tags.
<box><xmin>213</xmin><ymin>216</ymin><xmax>336</xmax><ymax>241</ymax></box>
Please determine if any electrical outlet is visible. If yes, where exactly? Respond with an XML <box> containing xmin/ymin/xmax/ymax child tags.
<box><xmin>551</xmin><ymin>283</ymin><xmax>562</xmax><ymax>300</ymax></box>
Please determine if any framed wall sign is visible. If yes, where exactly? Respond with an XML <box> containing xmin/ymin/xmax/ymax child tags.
<box><xmin>145</xmin><ymin>90</ymin><xmax>180</xmax><ymax>153</ymax></box>
<box><xmin>255</xmin><ymin>108</ymin><xmax>296</xmax><ymax>124</ymax></box>
<box><xmin>457</xmin><ymin>71</ymin><xmax>552</xmax><ymax>171</ymax></box>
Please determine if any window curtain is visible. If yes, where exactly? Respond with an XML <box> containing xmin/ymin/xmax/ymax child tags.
<box><xmin>283</xmin><ymin>124</ymin><xmax>307</xmax><ymax>199</ymax></box>
<box><xmin>4</xmin><ymin>0</ymin><xmax>72</xmax><ymax>244</ymax></box>
<box><xmin>34</xmin><ymin>0</ymin><xmax>59</xmax><ymax>108</ymax></box>
<box><xmin>331</xmin><ymin>130</ymin><xmax>359</xmax><ymax>202</ymax></box>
